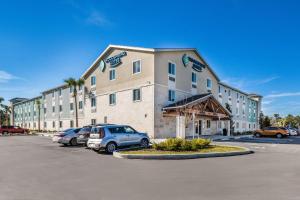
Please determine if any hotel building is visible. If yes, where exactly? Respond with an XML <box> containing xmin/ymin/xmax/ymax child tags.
<box><xmin>10</xmin><ymin>45</ymin><xmax>262</xmax><ymax>138</ymax></box>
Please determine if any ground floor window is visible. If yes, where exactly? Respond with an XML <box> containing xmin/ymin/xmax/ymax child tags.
<box><xmin>109</xmin><ymin>93</ymin><xmax>116</xmax><ymax>105</ymax></box>
<box><xmin>253</xmin><ymin>124</ymin><xmax>256</xmax><ymax>129</ymax></box>
<box><xmin>52</xmin><ymin>121</ymin><xmax>55</xmax><ymax>128</ymax></box>
<box><xmin>207</xmin><ymin>120</ymin><xmax>211</xmax><ymax>129</ymax></box>
<box><xmin>79</xmin><ymin>101</ymin><xmax>83</xmax><ymax>109</ymax></box>
<box><xmin>104</xmin><ymin>116</ymin><xmax>107</xmax><ymax>123</ymax></box>
<box><xmin>44</xmin><ymin>122</ymin><xmax>47</xmax><ymax>128</ymax></box>
<box><xmin>91</xmin><ymin>97</ymin><xmax>96</xmax><ymax>108</ymax></box>
<box><xmin>59</xmin><ymin>121</ymin><xmax>63</xmax><ymax>128</ymax></box>
<box><xmin>70</xmin><ymin>120</ymin><xmax>74</xmax><ymax>128</ymax></box>
<box><xmin>91</xmin><ymin>119</ymin><xmax>96</xmax><ymax>125</ymax></box>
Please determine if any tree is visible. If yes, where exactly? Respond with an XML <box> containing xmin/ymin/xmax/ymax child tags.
<box><xmin>259</xmin><ymin>111</ymin><xmax>264</xmax><ymax>128</ymax></box>
<box><xmin>262</xmin><ymin>116</ymin><xmax>271</xmax><ymax>128</ymax></box>
<box><xmin>35</xmin><ymin>99</ymin><xmax>41</xmax><ymax>131</ymax></box>
<box><xmin>225</xmin><ymin>103</ymin><xmax>234</xmax><ymax>134</ymax></box>
<box><xmin>64</xmin><ymin>78</ymin><xmax>85</xmax><ymax>128</ymax></box>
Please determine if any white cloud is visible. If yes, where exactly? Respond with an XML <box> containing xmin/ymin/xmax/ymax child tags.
<box><xmin>265</xmin><ymin>92</ymin><xmax>300</xmax><ymax>99</ymax></box>
<box><xmin>221</xmin><ymin>76</ymin><xmax>279</xmax><ymax>91</ymax></box>
<box><xmin>0</xmin><ymin>70</ymin><xmax>18</xmax><ymax>83</ymax></box>
<box><xmin>86</xmin><ymin>11</ymin><xmax>110</xmax><ymax>27</ymax></box>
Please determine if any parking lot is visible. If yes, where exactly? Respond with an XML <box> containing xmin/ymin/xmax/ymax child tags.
<box><xmin>1</xmin><ymin>136</ymin><xmax>300</xmax><ymax>200</ymax></box>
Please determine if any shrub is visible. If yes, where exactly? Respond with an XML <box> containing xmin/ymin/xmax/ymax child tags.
<box><xmin>153</xmin><ymin>138</ymin><xmax>211</xmax><ymax>151</ymax></box>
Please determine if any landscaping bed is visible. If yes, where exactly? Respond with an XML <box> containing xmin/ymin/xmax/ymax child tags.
<box><xmin>114</xmin><ymin>138</ymin><xmax>253</xmax><ymax>160</ymax></box>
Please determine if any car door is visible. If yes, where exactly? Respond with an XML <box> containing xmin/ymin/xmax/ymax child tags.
<box><xmin>108</xmin><ymin>127</ymin><xmax>129</xmax><ymax>146</ymax></box>
<box><xmin>124</xmin><ymin>126</ymin><xmax>140</xmax><ymax>145</ymax></box>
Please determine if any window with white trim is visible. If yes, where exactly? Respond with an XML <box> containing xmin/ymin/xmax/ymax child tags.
<box><xmin>207</xmin><ymin>120</ymin><xmax>211</xmax><ymax>129</ymax></box>
<box><xmin>91</xmin><ymin>97</ymin><xmax>96</xmax><ymax>108</ymax></box>
<box><xmin>109</xmin><ymin>93</ymin><xmax>116</xmax><ymax>105</ymax></box>
<box><xmin>168</xmin><ymin>90</ymin><xmax>175</xmax><ymax>102</ymax></box>
<box><xmin>168</xmin><ymin>62</ymin><xmax>176</xmax><ymax>76</ymax></box>
<box><xmin>70</xmin><ymin>103</ymin><xmax>74</xmax><ymax>111</ymax></box>
<box><xmin>79</xmin><ymin>101</ymin><xmax>83</xmax><ymax>109</ymax></box>
<box><xmin>133</xmin><ymin>89</ymin><xmax>141</xmax><ymax>101</ymax></box>
<box><xmin>133</xmin><ymin>60</ymin><xmax>141</xmax><ymax>74</ymax></box>
<box><xmin>109</xmin><ymin>69</ymin><xmax>116</xmax><ymax>80</ymax></box>
<box><xmin>192</xmin><ymin>72</ymin><xmax>197</xmax><ymax>83</ymax></box>
<box><xmin>91</xmin><ymin>76</ymin><xmax>96</xmax><ymax>86</ymax></box>
<box><xmin>206</xmin><ymin>79</ymin><xmax>212</xmax><ymax>89</ymax></box>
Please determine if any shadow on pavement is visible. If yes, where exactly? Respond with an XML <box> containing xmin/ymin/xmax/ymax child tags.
<box><xmin>215</xmin><ymin>136</ymin><xmax>300</xmax><ymax>145</ymax></box>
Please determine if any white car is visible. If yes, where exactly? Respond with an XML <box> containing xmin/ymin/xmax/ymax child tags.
<box><xmin>288</xmin><ymin>128</ymin><xmax>298</xmax><ymax>136</ymax></box>
<box><xmin>52</xmin><ymin>128</ymin><xmax>74</xmax><ymax>142</ymax></box>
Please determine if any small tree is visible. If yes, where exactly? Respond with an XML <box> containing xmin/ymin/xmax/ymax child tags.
<box><xmin>64</xmin><ymin>78</ymin><xmax>85</xmax><ymax>128</ymax></box>
<box><xmin>0</xmin><ymin>97</ymin><xmax>4</xmax><ymax>126</ymax></box>
<box><xmin>225</xmin><ymin>103</ymin><xmax>234</xmax><ymax>134</ymax></box>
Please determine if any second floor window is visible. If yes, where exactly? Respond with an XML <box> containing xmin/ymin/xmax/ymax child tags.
<box><xmin>70</xmin><ymin>103</ymin><xmax>74</xmax><ymax>111</ymax></box>
<box><xmin>168</xmin><ymin>90</ymin><xmax>175</xmax><ymax>102</ymax></box>
<box><xmin>91</xmin><ymin>98</ymin><xmax>96</xmax><ymax>107</ymax></box>
<box><xmin>207</xmin><ymin>79</ymin><xmax>212</xmax><ymax>89</ymax></box>
<box><xmin>52</xmin><ymin>106</ymin><xmax>55</xmax><ymax>113</ymax></box>
<box><xmin>192</xmin><ymin>72</ymin><xmax>197</xmax><ymax>83</ymax></box>
<box><xmin>59</xmin><ymin>105</ymin><xmax>62</xmax><ymax>112</ymax></box>
<box><xmin>91</xmin><ymin>76</ymin><xmax>96</xmax><ymax>86</ymax></box>
<box><xmin>133</xmin><ymin>60</ymin><xmax>141</xmax><ymax>74</ymax></box>
<box><xmin>109</xmin><ymin>93</ymin><xmax>116</xmax><ymax>105</ymax></box>
<box><xmin>133</xmin><ymin>89</ymin><xmax>141</xmax><ymax>101</ymax></box>
<box><xmin>79</xmin><ymin>101</ymin><xmax>83</xmax><ymax>109</ymax></box>
<box><xmin>168</xmin><ymin>62</ymin><xmax>176</xmax><ymax>76</ymax></box>
<box><xmin>109</xmin><ymin>69</ymin><xmax>116</xmax><ymax>80</ymax></box>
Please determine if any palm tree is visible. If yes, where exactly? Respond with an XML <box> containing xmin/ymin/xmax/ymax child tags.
<box><xmin>0</xmin><ymin>97</ymin><xmax>4</xmax><ymax>126</ymax></box>
<box><xmin>64</xmin><ymin>78</ymin><xmax>85</xmax><ymax>128</ymax></box>
<box><xmin>2</xmin><ymin>105</ymin><xmax>11</xmax><ymax>126</ymax></box>
<box><xmin>35</xmin><ymin>99</ymin><xmax>41</xmax><ymax>131</ymax></box>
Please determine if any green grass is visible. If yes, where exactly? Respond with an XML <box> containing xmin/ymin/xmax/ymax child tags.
<box><xmin>120</xmin><ymin>145</ymin><xmax>246</xmax><ymax>155</ymax></box>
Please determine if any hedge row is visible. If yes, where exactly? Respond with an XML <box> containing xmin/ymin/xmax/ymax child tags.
<box><xmin>153</xmin><ymin>138</ymin><xmax>211</xmax><ymax>151</ymax></box>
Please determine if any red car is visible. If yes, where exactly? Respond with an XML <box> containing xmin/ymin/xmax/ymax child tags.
<box><xmin>0</xmin><ymin>126</ymin><xmax>29</xmax><ymax>135</ymax></box>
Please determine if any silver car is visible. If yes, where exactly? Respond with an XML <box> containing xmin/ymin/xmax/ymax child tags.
<box><xmin>58</xmin><ymin>128</ymin><xmax>82</xmax><ymax>146</ymax></box>
<box><xmin>87</xmin><ymin>125</ymin><xmax>150</xmax><ymax>153</ymax></box>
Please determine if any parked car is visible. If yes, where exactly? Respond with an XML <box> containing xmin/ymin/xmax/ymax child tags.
<box><xmin>58</xmin><ymin>128</ymin><xmax>82</xmax><ymax>146</ymax></box>
<box><xmin>288</xmin><ymin>128</ymin><xmax>298</xmax><ymax>136</ymax></box>
<box><xmin>254</xmin><ymin>127</ymin><xmax>289</xmax><ymax>138</ymax></box>
<box><xmin>76</xmin><ymin>126</ymin><xmax>92</xmax><ymax>145</ymax></box>
<box><xmin>0</xmin><ymin>125</ymin><xmax>29</xmax><ymax>135</ymax></box>
<box><xmin>87</xmin><ymin>124</ymin><xmax>150</xmax><ymax>153</ymax></box>
<box><xmin>52</xmin><ymin>128</ymin><xmax>74</xmax><ymax>142</ymax></box>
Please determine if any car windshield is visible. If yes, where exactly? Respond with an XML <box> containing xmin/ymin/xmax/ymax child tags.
<box><xmin>63</xmin><ymin>128</ymin><xmax>73</xmax><ymax>132</ymax></box>
<box><xmin>81</xmin><ymin>127</ymin><xmax>91</xmax><ymax>132</ymax></box>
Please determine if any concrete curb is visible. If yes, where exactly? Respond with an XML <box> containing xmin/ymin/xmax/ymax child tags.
<box><xmin>113</xmin><ymin>146</ymin><xmax>254</xmax><ymax>160</ymax></box>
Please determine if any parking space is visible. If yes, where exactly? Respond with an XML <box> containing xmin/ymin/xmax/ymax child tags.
<box><xmin>1</xmin><ymin>136</ymin><xmax>300</xmax><ymax>200</ymax></box>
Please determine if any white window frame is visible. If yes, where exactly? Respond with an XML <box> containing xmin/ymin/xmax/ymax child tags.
<box><xmin>109</xmin><ymin>93</ymin><xmax>116</xmax><ymax>105</ymax></box>
<box><xmin>168</xmin><ymin>90</ymin><xmax>176</xmax><ymax>102</ymax></box>
<box><xmin>192</xmin><ymin>72</ymin><xmax>197</xmax><ymax>83</ymax></box>
<box><xmin>168</xmin><ymin>61</ymin><xmax>176</xmax><ymax>77</ymax></box>
<box><xmin>133</xmin><ymin>88</ymin><xmax>141</xmax><ymax>102</ymax></box>
<box><xmin>109</xmin><ymin>69</ymin><xmax>116</xmax><ymax>81</ymax></box>
<box><xmin>79</xmin><ymin>101</ymin><xmax>83</xmax><ymax>110</ymax></box>
<box><xmin>91</xmin><ymin>76</ymin><xmax>96</xmax><ymax>87</ymax></box>
<box><xmin>206</xmin><ymin>78</ymin><xmax>212</xmax><ymax>90</ymax></box>
<box><xmin>132</xmin><ymin>59</ymin><xmax>142</xmax><ymax>75</ymax></box>
<box><xmin>91</xmin><ymin>97</ymin><xmax>96</xmax><ymax>108</ymax></box>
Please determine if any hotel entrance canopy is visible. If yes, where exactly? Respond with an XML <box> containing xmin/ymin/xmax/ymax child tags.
<box><xmin>162</xmin><ymin>93</ymin><xmax>231</xmax><ymax>120</ymax></box>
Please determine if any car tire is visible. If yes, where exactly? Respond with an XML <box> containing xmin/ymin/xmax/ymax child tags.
<box><xmin>276</xmin><ymin>133</ymin><xmax>283</xmax><ymax>139</ymax></box>
<box><xmin>254</xmin><ymin>132</ymin><xmax>261</xmax><ymax>137</ymax></box>
<box><xmin>105</xmin><ymin>142</ymin><xmax>117</xmax><ymax>154</ymax></box>
<box><xmin>70</xmin><ymin>138</ymin><xmax>77</xmax><ymax>146</ymax></box>
<box><xmin>3</xmin><ymin>131</ymin><xmax>9</xmax><ymax>136</ymax></box>
<box><xmin>140</xmin><ymin>138</ymin><xmax>149</xmax><ymax>148</ymax></box>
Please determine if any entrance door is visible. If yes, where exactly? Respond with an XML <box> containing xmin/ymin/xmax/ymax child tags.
<box><xmin>199</xmin><ymin>120</ymin><xmax>202</xmax><ymax>135</ymax></box>
<box><xmin>195</xmin><ymin>120</ymin><xmax>202</xmax><ymax>135</ymax></box>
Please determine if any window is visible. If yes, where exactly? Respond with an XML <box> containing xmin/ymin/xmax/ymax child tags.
<box><xmin>219</xmin><ymin>85</ymin><xmax>221</xmax><ymax>93</ymax></box>
<box><xmin>70</xmin><ymin>103</ymin><xmax>74</xmax><ymax>111</ymax></box>
<box><xmin>44</xmin><ymin>108</ymin><xmax>47</xmax><ymax>114</ymax></box>
<box><xmin>52</xmin><ymin>121</ymin><xmax>55</xmax><ymax>128</ymax></box>
<box><xmin>91</xmin><ymin>97</ymin><xmax>96</xmax><ymax>107</ymax></box>
<box><xmin>168</xmin><ymin>90</ymin><xmax>175</xmax><ymax>102</ymax></box>
<box><xmin>91</xmin><ymin>119</ymin><xmax>96</xmax><ymax>125</ymax></box>
<box><xmin>133</xmin><ymin>60</ymin><xmax>141</xmax><ymax>74</ymax></box>
<box><xmin>109</xmin><ymin>93</ymin><xmax>116</xmax><ymax>105</ymax></box>
<box><xmin>236</xmin><ymin>122</ymin><xmax>239</xmax><ymax>129</ymax></box>
<box><xmin>109</xmin><ymin>69</ymin><xmax>116</xmax><ymax>80</ymax></box>
<box><xmin>206</xmin><ymin>79</ymin><xmax>212</xmax><ymax>89</ymax></box>
<box><xmin>52</xmin><ymin>92</ymin><xmax>55</xmax><ymax>98</ymax></box>
<box><xmin>70</xmin><ymin>120</ymin><xmax>74</xmax><ymax>128</ymax></box>
<box><xmin>59</xmin><ymin>121</ymin><xmax>63</xmax><ymax>128</ymax></box>
<box><xmin>104</xmin><ymin>116</ymin><xmax>107</xmax><ymax>123</ymax></box>
<box><xmin>236</xmin><ymin>107</ymin><xmax>239</xmax><ymax>115</ymax></box>
<box><xmin>79</xmin><ymin>101</ymin><xmax>83</xmax><ymax>109</ymax></box>
<box><xmin>91</xmin><ymin>76</ymin><xmax>96</xmax><ymax>86</ymax></box>
<box><xmin>207</xmin><ymin>120</ymin><xmax>211</xmax><ymax>129</ymax></box>
<box><xmin>192</xmin><ymin>72</ymin><xmax>197</xmax><ymax>83</ymax></box>
<box><xmin>236</xmin><ymin>93</ymin><xmax>239</xmax><ymax>99</ymax></box>
<box><xmin>52</xmin><ymin>106</ymin><xmax>55</xmax><ymax>113</ymax></box>
<box><xmin>59</xmin><ymin>105</ymin><xmax>62</xmax><ymax>112</ymax></box>
<box><xmin>168</xmin><ymin>62</ymin><xmax>176</xmax><ymax>76</ymax></box>
<box><xmin>59</xmin><ymin>89</ymin><xmax>62</xmax><ymax>96</ymax></box>
<box><xmin>228</xmin><ymin>90</ymin><xmax>231</xmax><ymax>96</ymax></box>
<box><xmin>69</xmin><ymin>86</ymin><xmax>73</xmax><ymax>93</ymax></box>
<box><xmin>133</xmin><ymin>89</ymin><xmax>141</xmax><ymax>101</ymax></box>
<box><xmin>79</xmin><ymin>85</ymin><xmax>83</xmax><ymax>91</ymax></box>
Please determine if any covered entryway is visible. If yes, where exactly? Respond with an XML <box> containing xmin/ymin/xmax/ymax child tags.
<box><xmin>162</xmin><ymin>93</ymin><xmax>231</xmax><ymax>138</ymax></box>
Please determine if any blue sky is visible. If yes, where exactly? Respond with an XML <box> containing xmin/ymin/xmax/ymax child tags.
<box><xmin>0</xmin><ymin>0</ymin><xmax>299</xmax><ymax>116</ymax></box>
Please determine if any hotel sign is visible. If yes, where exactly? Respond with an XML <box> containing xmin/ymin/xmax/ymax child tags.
<box><xmin>182</xmin><ymin>54</ymin><xmax>205</xmax><ymax>72</ymax></box>
<box><xmin>105</xmin><ymin>51</ymin><xmax>127</xmax><ymax>68</ymax></box>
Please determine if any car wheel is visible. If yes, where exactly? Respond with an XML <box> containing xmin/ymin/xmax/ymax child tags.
<box><xmin>105</xmin><ymin>142</ymin><xmax>117</xmax><ymax>154</ymax></box>
<box><xmin>276</xmin><ymin>133</ymin><xmax>283</xmax><ymax>139</ymax></box>
<box><xmin>70</xmin><ymin>138</ymin><xmax>77</xmax><ymax>146</ymax></box>
<box><xmin>254</xmin><ymin>132</ymin><xmax>261</xmax><ymax>137</ymax></box>
<box><xmin>140</xmin><ymin>138</ymin><xmax>149</xmax><ymax>148</ymax></box>
<box><xmin>3</xmin><ymin>131</ymin><xmax>9</xmax><ymax>136</ymax></box>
